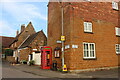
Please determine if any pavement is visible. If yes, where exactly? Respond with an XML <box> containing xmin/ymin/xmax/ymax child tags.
<box><xmin>2</xmin><ymin>60</ymin><xmax>120</xmax><ymax>78</ymax></box>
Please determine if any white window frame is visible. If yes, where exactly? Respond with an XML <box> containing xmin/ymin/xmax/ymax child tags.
<box><xmin>84</xmin><ymin>22</ymin><xmax>92</xmax><ymax>33</ymax></box>
<box><xmin>83</xmin><ymin>42</ymin><xmax>96</xmax><ymax>59</ymax></box>
<box><xmin>112</xmin><ymin>1</ymin><xmax>118</xmax><ymax>10</ymax></box>
<box><xmin>85</xmin><ymin>0</ymin><xmax>91</xmax><ymax>1</ymax></box>
<box><xmin>115</xmin><ymin>27</ymin><xmax>120</xmax><ymax>36</ymax></box>
<box><xmin>55</xmin><ymin>50</ymin><xmax>60</xmax><ymax>58</ymax></box>
<box><xmin>116</xmin><ymin>44</ymin><xmax>120</xmax><ymax>54</ymax></box>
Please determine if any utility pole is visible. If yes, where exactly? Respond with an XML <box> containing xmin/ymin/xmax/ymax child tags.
<box><xmin>60</xmin><ymin>2</ymin><xmax>70</xmax><ymax>71</ymax></box>
<box><xmin>61</xmin><ymin>5</ymin><xmax>64</xmax><ymax>68</ymax></box>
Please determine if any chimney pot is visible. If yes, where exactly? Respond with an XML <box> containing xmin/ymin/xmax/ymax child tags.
<box><xmin>21</xmin><ymin>24</ymin><xmax>25</xmax><ymax>32</ymax></box>
<box><xmin>16</xmin><ymin>30</ymin><xmax>19</xmax><ymax>36</ymax></box>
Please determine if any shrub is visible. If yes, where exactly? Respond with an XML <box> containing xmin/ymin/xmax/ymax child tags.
<box><xmin>20</xmin><ymin>60</ymin><xmax>27</xmax><ymax>64</ymax></box>
<box><xmin>28</xmin><ymin>60</ymin><xmax>35</xmax><ymax>66</ymax></box>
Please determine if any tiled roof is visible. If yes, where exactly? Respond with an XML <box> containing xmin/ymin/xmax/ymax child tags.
<box><xmin>0</xmin><ymin>36</ymin><xmax>15</xmax><ymax>48</ymax></box>
<box><xmin>19</xmin><ymin>31</ymin><xmax>41</xmax><ymax>49</ymax></box>
<box><xmin>9</xmin><ymin>31</ymin><xmax>23</xmax><ymax>47</ymax></box>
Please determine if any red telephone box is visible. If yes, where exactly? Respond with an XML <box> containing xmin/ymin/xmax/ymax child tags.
<box><xmin>41</xmin><ymin>46</ymin><xmax>52</xmax><ymax>69</ymax></box>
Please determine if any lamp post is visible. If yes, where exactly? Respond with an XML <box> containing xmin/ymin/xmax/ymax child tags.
<box><xmin>61</xmin><ymin>5</ymin><xmax>64</xmax><ymax>68</ymax></box>
<box><xmin>59</xmin><ymin>2</ymin><xmax>71</xmax><ymax>71</ymax></box>
<box><xmin>60</xmin><ymin>2</ymin><xmax>70</xmax><ymax>70</ymax></box>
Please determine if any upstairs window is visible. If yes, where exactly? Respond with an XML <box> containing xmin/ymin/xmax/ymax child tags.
<box><xmin>115</xmin><ymin>27</ymin><xmax>120</xmax><ymax>36</ymax></box>
<box><xmin>85</xmin><ymin>0</ymin><xmax>91</xmax><ymax>1</ymax></box>
<box><xmin>84</xmin><ymin>22</ymin><xmax>92</xmax><ymax>33</ymax></box>
<box><xmin>116</xmin><ymin>44</ymin><xmax>120</xmax><ymax>54</ymax></box>
<box><xmin>112</xmin><ymin>1</ymin><xmax>118</xmax><ymax>10</ymax></box>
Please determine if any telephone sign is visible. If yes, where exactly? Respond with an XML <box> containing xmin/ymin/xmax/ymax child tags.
<box><xmin>61</xmin><ymin>36</ymin><xmax>65</xmax><ymax>41</ymax></box>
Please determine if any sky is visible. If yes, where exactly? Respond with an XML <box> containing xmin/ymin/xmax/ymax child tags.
<box><xmin>0</xmin><ymin>0</ymin><xmax>49</xmax><ymax>37</ymax></box>
<box><xmin>1</xmin><ymin>0</ymin><xmax>120</xmax><ymax>37</ymax></box>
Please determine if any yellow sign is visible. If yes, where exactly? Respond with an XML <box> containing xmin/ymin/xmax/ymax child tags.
<box><xmin>63</xmin><ymin>64</ymin><xmax>67</xmax><ymax>72</ymax></box>
<box><xmin>61</xmin><ymin>36</ymin><xmax>65</xmax><ymax>41</ymax></box>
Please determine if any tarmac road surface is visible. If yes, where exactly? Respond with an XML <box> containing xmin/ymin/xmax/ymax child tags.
<box><xmin>1</xmin><ymin>60</ymin><xmax>120</xmax><ymax>79</ymax></box>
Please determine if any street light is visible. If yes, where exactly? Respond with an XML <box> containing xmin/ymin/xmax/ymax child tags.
<box><xmin>59</xmin><ymin>2</ymin><xmax>70</xmax><ymax>70</ymax></box>
<box><xmin>61</xmin><ymin>5</ymin><xmax>64</xmax><ymax>68</ymax></box>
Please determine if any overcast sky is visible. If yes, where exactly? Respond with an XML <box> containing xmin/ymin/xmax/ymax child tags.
<box><xmin>0</xmin><ymin>0</ymin><xmax>48</xmax><ymax>37</ymax></box>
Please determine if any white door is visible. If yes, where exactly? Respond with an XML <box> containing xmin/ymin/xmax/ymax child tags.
<box><xmin>32</xmin><ymin>52</ymin><xmax>41</xmax><ymax>65</ymax></box>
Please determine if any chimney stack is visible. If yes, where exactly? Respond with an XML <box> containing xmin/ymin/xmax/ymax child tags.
<box><xmin>21</xmin><ymin>24</ymin><xmax>25</xmax><ymax>32</ymax></box>
<box><xmin>16</xmin><ymin>30</ymin><xmax>19</xmax><ymax>36</ymax></box>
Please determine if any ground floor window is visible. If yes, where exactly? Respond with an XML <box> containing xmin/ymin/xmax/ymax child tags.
<box><xmin>83</xmin><ymin>42</ymin><xmax>96</xmax><ymax>59</ymax></box>
<box><xmin>55</xmin><ymin>50</ymin><xmax>60</xmax><ymax>58</ymax></box>
<box><xmin>116</xmin><ymin>44</ymin><xmax>120</xmax><ymax>54</ymax></box>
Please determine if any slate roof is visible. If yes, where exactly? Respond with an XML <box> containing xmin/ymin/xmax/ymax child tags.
<box><xmin>19</xmin><ymin>31</ymin><xmax>41</xmax><ymax>49</ymax></box>
<box><xmin>0</xmin><ymin>36</ymin><xmax>15</xmax><ymax>48</ymax></box>
<box><xmin>9</xmin><ymin>31</ymin><xmax>23</xmax><ymax>47</ymax></box>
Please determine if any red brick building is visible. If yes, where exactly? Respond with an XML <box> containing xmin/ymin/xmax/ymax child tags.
<box><xmin>47</xmin><ymin>1</ymin><xmax>120</xmax><ymax>71</ymax></box>
<box><xmin>1</xmin><ymin>36</ymin><xmax>15</xmax><ymax>49</ymax></box>
<box><xmin>10</xmin><ymin>22</ymin><xmax>47</xmax><ymax>62</ymax></box>
<box><xmin>0</xmin><ymin>36</ymin><xmax>15</xmax><ymax>58</ymax></box>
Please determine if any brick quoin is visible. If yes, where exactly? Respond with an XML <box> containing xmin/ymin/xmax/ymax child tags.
<box><xmin>48</xmin><ymin>2</ymin><xmax>120</xmax><ymax>71</ymax></box>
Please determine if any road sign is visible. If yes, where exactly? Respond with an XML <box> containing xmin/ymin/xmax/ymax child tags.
<box><xmin>56</xmin><ymin>40</ymin><xmax>62</xmax><ymax>43</ymax></box>
<box><xmin>61</xmin><ymin>36</ymin><xmax>65</xmax><ymax>41</ymax></box>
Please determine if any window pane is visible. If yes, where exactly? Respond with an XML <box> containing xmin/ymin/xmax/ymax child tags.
<box><xmin>116</xmin><ymin>45</ymin><xmax>119</xmax><ymax>53</ymax></box>
<box><xmin>88</xmin><ymin>23</ymin><xmax>92</xmax><ymax>32</ymax></box>
<box><xmin>84</xmin><ymin>51</ymin><xmax>87</xmax><ymax>57</ymax></box>
<box><xmin>116</xmin><ymin>27</ymin><xmax>120</xmax><ymax>36</ymax></box>
<box><xmin>84</xmin><ymin>44</ymin><xmax>88</xmax><ymax>50</ymax></box>
<box><xmin>90</xmin><ymin>51</ymin><xmax>94</xmax><ymax>57</ymax></box>
<box><xmin>112</xmin><ymin>1</ymin><xmax>118</xmax><ymax>10</ymax></box>
<box><xmin>55</xmin><ymin>51</ymin><xmax>57</xmax><ymax>57</ymax></box>
<box><xmin>84</xmin><ymin>22</ymin><xmax>87</xmax><ymax>32</ymax></box>
<box><xmin>90</xmin><ymin>44</ymin><xmax>95</xmax><ymax>57</ymax></box>
<box><xmin>90</xmin><ymin>44</ymin><xmax>94</xmax><ymax>50</ymax></box>
<box><xmin>84</xmin><ymin>43</ymin><xmax>89</xmax><ymax>57</ymax></box>
<box><xmin>118</xmin><ymin>45</ymin><xmax>120</xmax><ymax>53</ymax></box>
<box><xmin>57</xmin><ymin>51</ymin><xmax>59</xmax><ymax>57</ymax></box>
<box><xmin>86</xmin><ymin>51</ymin><xmax>89</xmax><ymax>57</ymax></box>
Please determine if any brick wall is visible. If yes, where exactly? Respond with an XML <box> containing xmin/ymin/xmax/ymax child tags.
<box><xmin>30</xmin><ymin>31</ymin><xmax>47</xmax><ymax>50</ymax></box>
<box><xmin>19</xmin><ymin>48</ymin><xmax>31</xmax><ymax>61</ymax></box>
<box><xmin>6</xmin><ymin>56</ymin><xmax>15</xmax><ymax>62</ymax></box>
<box><xmin>10</xmin><ymin>22</ymin><xmax>36</xmax><ymax>50</ymax></box>
<box><xmin>19</xmin><ymin>31</ymin><xmax>47</xmax><ymax>61</ymax></box>
<box><xmin>48</xmin><ymin>2</ymin><xmax>120</xmax><ymax>70</ymax></box>
<box><xmin>17</xmin><ymin>23</ymin><xmax>36</xmax><ymax>48</ymax></box>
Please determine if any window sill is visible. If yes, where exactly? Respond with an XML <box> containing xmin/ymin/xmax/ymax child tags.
<box><xmin>113</xmin><ymin>9</ymin><xmax>119</xmax><ymax>11</ymax></box>
<box><xmin>116</xmin><ymin>35</ymin><xmax>120</xmax><ymax>37</ymax></box>
<box><xmin>84</xmin><ymin>32</ymin><xmax>94</xmax><ymax>34</ymax></box>
<box><xmin>83</xmin><ymin>58</ymin><xmax>97</xmax><ymax>60</ymax></box>
<box><xmin>55</xmin><ymin>57</ymin><xmax>60</xmax><ymax>58</ymax></box>
<box><xmin>116</xmin><ymin>53</ymin><xmax>120</xmax><ymax>55</ymax></box>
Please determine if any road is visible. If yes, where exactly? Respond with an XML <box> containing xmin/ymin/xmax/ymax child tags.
<box><xmin>1</xmin><ymin>60</ymin><xmax>120</xmax><ymax>79</ymax></box>
<box><xmin>2</xmin><ymin>60</ymin><xmax>47</xmax><ymax>78</ymax></box>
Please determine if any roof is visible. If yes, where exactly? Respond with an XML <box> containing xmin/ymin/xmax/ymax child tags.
<box><xmin>9</xmin><ymin>22</ymin><xmax>35</xmax><ymax>46</ymax></box>
<box><xmin>19</xmin><ymin>31</ymin><xmax>42</xmax><ymax>49</ymax></box>
<box><xmin>9</xmin><ymin>31</ymin><xmax>23</xmax><ymax>47</ymax></box>
<box><xmin>0</xmin><ymin>36</ymin><xmax>15</xmax><ymax>48</ymax></box>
